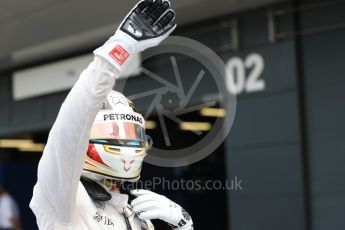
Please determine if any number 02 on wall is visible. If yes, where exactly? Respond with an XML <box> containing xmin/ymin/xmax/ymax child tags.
<box><xmin>225</xmin><ymin>53</ymin><xmax>265</xmax><ymax>95</ymax></box>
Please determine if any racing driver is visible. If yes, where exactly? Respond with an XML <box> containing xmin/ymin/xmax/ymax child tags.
<box><xmin>30</xmin><ymin>0</ymin><xmax>193</xmax><ymax>229</ymax></box>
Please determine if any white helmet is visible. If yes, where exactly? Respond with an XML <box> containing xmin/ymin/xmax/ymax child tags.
<box><xmin>82</xmin><ymin>91</ymin><xmax>152</xmax><ymax>182</ymax></box>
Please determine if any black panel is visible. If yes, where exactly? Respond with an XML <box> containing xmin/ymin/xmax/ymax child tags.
<box><xmin>0</xmin><ymin>76</ymin><xmax>10</xmax><ymax>132</ymax></box>
<box><xmin>11</xmin><ymin>97</ymin><xmax>43</xmax><ymax>126</ymax></box>
<box><xmin>228</xmin><ymin>92</ymin><xmax>301</xmax><ymax>148</ymax></box>
<box><xmin>228</xmin><ymin>144</ymin><xmax>304</xmax><ymax>196</ymax></box>
<box><xmin>229</xmin><ymin>196</ymin><xmax>305</xmax><ymax>230</ymax></box>
<box><xmin>311</xmin><ymin>194</ymin><xmax>345</xmax><ymax>230</ymax></box>
<box><xmin>224</xmin><ymin>6</ymin><xmax>305</xmax><ymax>230</ymax></box>
<box><xmin>299</xmin><ymin>1</ymin><xmax>345</xmax><ymax>229</ymax></box>
<box><xmin>220</xmin><ymin>41</ymin><xmax>298</xmax><ymax>97</ymax></box>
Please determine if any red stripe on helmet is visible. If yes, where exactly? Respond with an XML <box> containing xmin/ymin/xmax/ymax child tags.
<box><xmin>87</xmin><ymin>143</ymin><xmax>109</xmax><ymax>167</ymax></box>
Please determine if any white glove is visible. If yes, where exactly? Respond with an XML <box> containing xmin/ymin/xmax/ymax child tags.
<box><xmin>131</xmin><ymin>190</ymin><xmax>193</xmax><ymax>230</ymax></box>
<box><xmin>94</xmin><ymin>0</ymin><xmax>176</xmax><ymax>73</ymax></box>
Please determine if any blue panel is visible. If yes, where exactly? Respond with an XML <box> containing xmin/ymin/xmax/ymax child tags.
<box><xmin>3</xmin><ymin>160</ymin><xmax>40</xmax><ymax>229</ymax></box>
<box><xmin>0</xmin><ymin>161</ymin><xmax>4</xmax><ymax>184</ymax></box>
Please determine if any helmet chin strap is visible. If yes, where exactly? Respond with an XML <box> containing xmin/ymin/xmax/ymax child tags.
<box><xmin>80</xmin><ymin>176</ymin><xmax>112</xmax><ymax>203</ymax></box>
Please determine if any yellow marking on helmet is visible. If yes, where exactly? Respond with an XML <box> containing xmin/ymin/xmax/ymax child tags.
<box><xmin>103</xmin><ymin>145</ymin><xmax>122</xmax><ymax>155</ymax></box>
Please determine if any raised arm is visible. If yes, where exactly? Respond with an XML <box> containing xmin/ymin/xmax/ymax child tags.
<box><xmin>31</xmin><ymin>57</ymin><xmax>117</xmax><ymax>223</ymax></box>
<box><xmin>30</xmin><ymin>0</ymin><xmax>176</xmax><ymax>224</ymax></box>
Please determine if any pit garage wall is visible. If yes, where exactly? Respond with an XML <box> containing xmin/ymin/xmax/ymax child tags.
<box><xmin>215</xmin><ymin>6</ymin><xmax>307</xmax><ymax>230</ymax></box>
<box><xmin>298</xmin><ymin>1</ymin><xmax>345</xmax><ymax>229</ymax></box>
<box><xmin>223</xmin><ymin>1</ymin><xmax>345</xmax><ymax>229</ymax></box>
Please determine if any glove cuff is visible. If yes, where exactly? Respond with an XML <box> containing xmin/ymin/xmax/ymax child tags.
<box><xmin>169</xmin><ymin>207</ymin><xmax>193</xmax><ymax>230</ymax></box>
<box><xmin>93</xmin><ymin>31</ymin><xmax>137</xmax><ymax>73</ymax></box>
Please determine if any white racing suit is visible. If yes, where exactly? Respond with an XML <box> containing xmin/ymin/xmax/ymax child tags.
<box><xmin>30</xmin><ymin>1</ymin><xmax>193</xmax><ymax>229</ymax></box>
<box><xmin>30</xmin><ymin>57</ymin><xmax>150</xmax><ymax>229</ymax></box>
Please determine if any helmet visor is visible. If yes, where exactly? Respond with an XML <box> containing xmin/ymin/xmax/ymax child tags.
<box><xmin>90</xmin><ymin>121</ymin><xmax>146</xmax><ymax>147</ymax></box>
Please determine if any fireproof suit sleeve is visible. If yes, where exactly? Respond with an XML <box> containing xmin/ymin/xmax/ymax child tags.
<box><xmin>30</xmin><ymin>57</ymin><xmax>118</xmax><ymax>225</ymax></box>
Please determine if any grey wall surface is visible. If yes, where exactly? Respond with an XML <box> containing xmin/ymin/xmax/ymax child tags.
<box><xmin>299</xmin><ymin>1</ymin><xmax>345</xmax><ymax>229</ymax></box>
<box><xmin>0</xmin><ymin>75</ymin><xmax>67</xmax><ymax>136</ymax></box>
